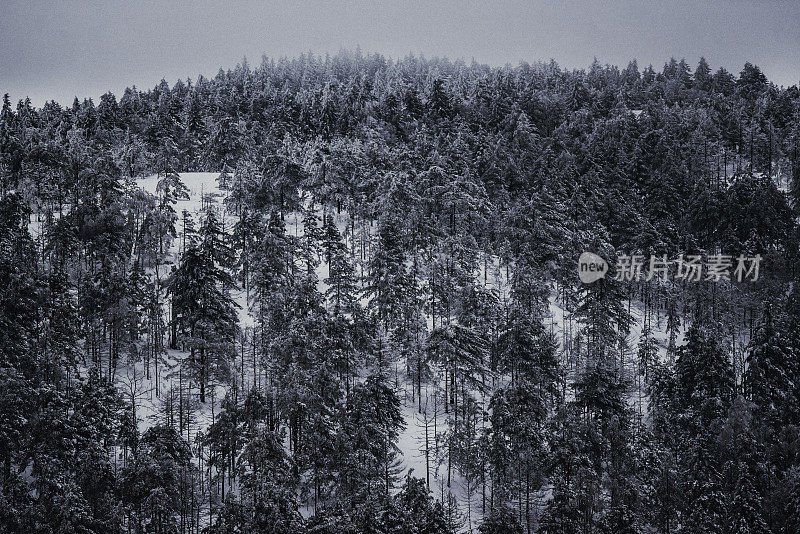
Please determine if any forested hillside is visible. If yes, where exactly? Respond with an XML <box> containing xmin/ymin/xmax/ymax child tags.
<box><xmin>2</xmin><ymin>52</ymin><xmax>800</xmax><ymax>533</ymax></box>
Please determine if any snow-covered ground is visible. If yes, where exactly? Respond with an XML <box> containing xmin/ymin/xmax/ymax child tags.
<box><xmin>99</xmin><ymin>172</ymin><xmax>746</xmax><ymax>530</ymax></box>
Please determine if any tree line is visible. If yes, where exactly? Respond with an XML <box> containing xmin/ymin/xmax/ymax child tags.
<box><xmin>1</xmin><ymin>51</ymin><xmax>800</xmax><ymax>533</ymax></box>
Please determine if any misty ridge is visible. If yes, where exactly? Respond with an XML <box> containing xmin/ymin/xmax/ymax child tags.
<box><xmin>2</xmin><ymin>50</ymin><xmax>800</xmax><ymax>534</ymax></box>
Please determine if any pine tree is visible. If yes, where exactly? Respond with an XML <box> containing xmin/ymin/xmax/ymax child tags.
<box><xmin>386</xmin><ymin>475</ymin><xmax>449</xmax><ymax>534</ymax></box>
<box><xmin>168</xmin><ymin>226</ymin><xmax>239</xmax><ymax>402</ymax></box>
<box><xmin>322</xmin><ymin>213</ymin><xmax>359</xmax><ymax>314</ymax></box>
<box><xmin>121</xmin><ymin>424</ymin><xmax>193</xmax><ymax>534</ymax></box>
<box><xmin>238</xmin><ymin>428</ymin><xmax>303</xmax><ymax>532</ymax></box>
<box><xmin>338</xmin><ymin>372</ymin><xmax>405</xmax><ymax>502</ymax></box>
<box><xmin>745</xmin><ymin>307</ymin><xmax>799</xmax><ymax>430</ymax></box>
<box><xmin>368</xmin><ymin>211</ymin><xmax>411</xmax><ymax>328</ymax></box>
<box><xmin>479</xmin><ymin>507</ymin><xmax>524</xmax><ymax>534</ymax></box>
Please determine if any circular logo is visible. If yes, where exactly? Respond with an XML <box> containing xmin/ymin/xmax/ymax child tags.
<box><xmin>578</xmin><ymin>252</ymin><xmax>608</xmax><ymax>283</ymax></box>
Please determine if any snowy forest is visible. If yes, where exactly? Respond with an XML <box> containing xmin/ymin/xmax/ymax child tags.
<box><xmin>2</xmin><ymin>51</ymin><xmax>800</xmax><ymax>533</ymax></box>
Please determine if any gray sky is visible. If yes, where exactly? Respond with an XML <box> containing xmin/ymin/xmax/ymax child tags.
<box><xmin>2</xmin><ymin>0</ymin><xmax>799</xmax><ymax>107</ymax></box>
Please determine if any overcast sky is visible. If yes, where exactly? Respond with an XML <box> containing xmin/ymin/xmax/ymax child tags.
<box><xmin>2</xmin><ymin>0</ymin><xmax>799</xmax><ymax>107</ymax></box>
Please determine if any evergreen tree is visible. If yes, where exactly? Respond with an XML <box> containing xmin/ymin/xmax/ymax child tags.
<box><xmin>168</xmin><ymin>232</ymin><xmax>239</xmax><ymax>402</ymax></box>
<box><xmin>121</xmin><ymin>425</ymin><xmax>193</xmax><ymax>534</ymax></box>
<box><xmin>745</xmin><ymin>308</ymin><xmax>799</xmax><ymax>430</ymax></box>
